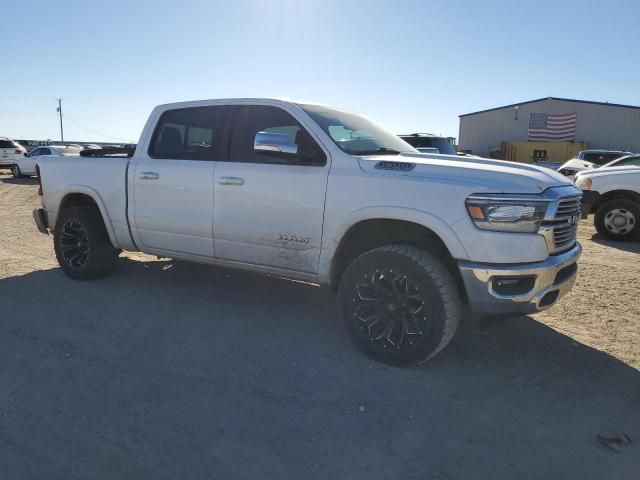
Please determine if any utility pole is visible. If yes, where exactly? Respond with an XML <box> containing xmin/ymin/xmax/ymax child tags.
<box><xmin>56</xmin><ymin>98</ymin><xmax>64</xmax><ymax>142</ymax></box>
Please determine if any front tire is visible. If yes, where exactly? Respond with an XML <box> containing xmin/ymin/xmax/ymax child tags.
<box><xmin>11</xmin><ymin>164</ymin><xmax>22</xmax><ymax>178</ymax></box>
<box><xmin>338</xmin><ymin>245</ymin><xmax>462</xmax><ymax>367</ymax></box>
<box><xmin>54</xmin><ymin>207</ymin><xmax>118</xmax><ymax>280</ymax></box>
<box><xmin>594</xmin><ymin>199</ymin><xmax>640</xmax><ymax>241</ymax></box>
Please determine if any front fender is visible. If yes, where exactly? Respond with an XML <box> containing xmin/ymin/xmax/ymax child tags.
<box><xmin>317</xmin><ymin>206</ymin><xmax>469</xmax><ymax>285</ymax></box>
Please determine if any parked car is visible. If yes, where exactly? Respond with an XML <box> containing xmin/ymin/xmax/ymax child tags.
<box><xmin>33</xmin><ymin>98</ymin><xmax>581</xmax><ymax>366</ymax></box>
<box><xmin>0</xmin><ymin>137</ymin><xmax>27</xmax><ymax>169</ymax></box>
<box><xmin>399</xmin><ymin>133</ymin><xmax>457</xmax><ymax>155</ymax></box>
<box><xmin>12</xmin><ymin>145</ymin><xmax>82</xmax><ymax>178</ymax></box>
<box><xmin>558</xmin><ymin>150</ymin><xmax>632</xmax><ymax>179</ymax></box>
<box><xmin>82</xmin><ymin>144</ymin><xmax>102</xmax><ymax>150</ymax></box>
<box><xmin>15</xmin><ymin>139</ymin><xmax>54</xmax><ymax>152</ymax></box>
<box><xmin>576</xmin><ymin>165</ymin><xmax>640</xmax><ymax>241</ymax></box>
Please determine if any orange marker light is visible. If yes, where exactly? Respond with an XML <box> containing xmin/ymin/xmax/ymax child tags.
<box><xmin>467</xmin><ymin>205</ymin><xmax>485</xmax><ymax>220</ymax></box>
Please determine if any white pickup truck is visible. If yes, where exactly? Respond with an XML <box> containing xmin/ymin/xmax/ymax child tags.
<box><xmin>576</xmin><ymin>162</ymin><xmax>640</xmax><ymax>241</ymax></box>
<box><xmin>33</xmin><ymin>98</ymin><xmax>582</xmax><ymax>366</ymax></box>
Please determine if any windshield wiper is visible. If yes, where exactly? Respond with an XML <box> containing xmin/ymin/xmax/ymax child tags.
<box><xmin>356</xmin><ymin>147</ymin><xmax>402</xmax><ymax>156</ymax></box>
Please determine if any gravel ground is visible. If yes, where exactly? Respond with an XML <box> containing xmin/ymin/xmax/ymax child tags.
<box><xmin>0</xmin><ymin>172</ymin><xmax>638</xmax><ymax>479</ymax></box>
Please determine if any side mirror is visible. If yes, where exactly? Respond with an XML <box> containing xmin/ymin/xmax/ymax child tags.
<box><xmin>254</xmin><ymin>132</ymin><xmax>298</xmax><ymax>156</ymax></box>
<box><xmin>23</xmin><ymin>151</ymin><xmax>28</xmax><ymax>156</ymax></box>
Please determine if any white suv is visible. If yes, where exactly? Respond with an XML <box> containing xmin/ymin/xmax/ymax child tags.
<box><xmin>0</xmin><ymin>137</ymin><xmax>27</xmax><ymax>169</ymax></box>
<box><xmin>558</xmin><ymin>150</ymin><xmax>631</xmax><ymax>179</ymax></box>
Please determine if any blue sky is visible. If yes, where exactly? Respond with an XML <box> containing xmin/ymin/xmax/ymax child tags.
<box><xmin>1</xmin><ymin>0</ymin><xmax>639</xmax><ymax>143</ymax></box>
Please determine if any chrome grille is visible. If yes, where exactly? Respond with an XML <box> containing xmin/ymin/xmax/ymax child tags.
<box><xmin>544</xmin><ymin>196</ymin><xmax>581</xmax><ymax>253</ymax></box>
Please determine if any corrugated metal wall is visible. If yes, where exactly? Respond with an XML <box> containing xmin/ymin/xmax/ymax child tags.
<box><xmin>459</xmin><ymin>99</ymin><xmax>640</xmax><ymax>158</ymax></box>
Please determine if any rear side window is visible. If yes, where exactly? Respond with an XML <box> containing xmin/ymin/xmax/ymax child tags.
<box><xmin>228</xmin><ymin>105</ymin><xmax>325</xmax><ymax>166</ymax></box>
<box><xmin>617</xmin><ymin>156</ymin><xmax>640</xmax><ymax>166</ymax></box>
<box><xmin>149</xmin><ymin>106</ymin><xmax>226</xmax><ymax>160</ymax></box>
<box><xmin>0</xmin><ymin>140</ymin><xmax>17</xmax><ymax>148</ymax></box>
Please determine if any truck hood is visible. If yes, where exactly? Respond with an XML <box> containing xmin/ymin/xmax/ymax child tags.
<box><xmin>357</xmin><ymin>152</ymin><xmax>573</xmax><ymax>194</ymax></box>
<box><xmin>559</xmin><ymin>159</ymin><xmax>595</xmax><ymax>171</ymax></box>
<box><xmin>576</xmin><ymin>165</ymin><xmax>640</xmax><ymax>180</ymax></box>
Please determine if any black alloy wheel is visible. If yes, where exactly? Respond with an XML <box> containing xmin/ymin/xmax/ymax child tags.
<box><xmin>350</xmin><ymin>268</ymin><xmax>429</xmax><ymax>350</ymax></box>
<box><xmin>59</xmin><ymin>219</ymin><xmax>90</xmax><ymax>270</ymax></box>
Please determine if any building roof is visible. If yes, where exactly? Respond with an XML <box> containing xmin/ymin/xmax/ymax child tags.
<box><xmin>459</xmin><ymin>97</ymin><xmax>640</xmax><ymax>118</ymax></box>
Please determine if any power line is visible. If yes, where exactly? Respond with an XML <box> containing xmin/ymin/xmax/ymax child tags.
<box><xmin>62</xmin><ymin>115</ymin><xmax>132</xmax><ymax>142</ymax></box>
<box><xmin>0</xmin><ymin>95</ymin><xmax>58</xmax><ymax>100</ymax></box>
<box><xmin>0</xmin><ymin>112</ymin><xmax>57</xmax><ymax>116</ymax></box>
<box><xmin>66</xmin><ymin>114</ymin><xmax>141</xmax><ymax>128</ymax></box>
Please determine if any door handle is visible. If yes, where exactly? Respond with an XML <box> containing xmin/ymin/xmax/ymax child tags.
<box><xmin>139</xmin><ymin>171</ymin><xmax>159</xmax><ymax>180</ymax></box>
<box><xmin>219</xmin><ymin>176</ymin><xmax>244</xmax><ymax>186</ymax></box>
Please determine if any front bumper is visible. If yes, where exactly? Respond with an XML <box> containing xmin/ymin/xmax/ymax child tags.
<box><xmin>33</xmin><ymin>208</ymin><xmax>49</xmax><ymax>234</ymax></box>
<box><xmin>458</xmin><ymin>243</ymin><xmax>581</xmax><ymax>317</ymax></box>
<box><xmin>580</xmin><ymin>190</ymin><xmax>600</xmax><ymax>217</ymax></box>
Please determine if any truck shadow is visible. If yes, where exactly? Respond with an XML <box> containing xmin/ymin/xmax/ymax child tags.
<box><xmin>0</xmin><ymin>176</ymin><xmax>38</xmax><ymax>185</ymax></box>
<box><xmin>591</xmin><ymin>233</ymin><xmax>640</xmax><ymax>253</ymax></box>
<box><xmin>0</xmin><ymin>258</ymin><xmax>638</xmax><ymax>479</ymax></box>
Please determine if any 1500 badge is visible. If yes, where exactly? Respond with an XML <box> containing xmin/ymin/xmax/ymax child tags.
<box><xmin>279</xmin><ymin>234</ymin><xmax>310</xmax><ymax>243</ymax></box>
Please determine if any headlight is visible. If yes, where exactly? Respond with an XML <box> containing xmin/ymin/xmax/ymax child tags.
<box><xmin>465</xmin><ymin>197</ymin><xmax>549</xmax><ymax>233</ymax></box>
<box><xmin>574</xmin><ymin>176</ymin><xmax>592</xmax><ymax>190</ymax></box>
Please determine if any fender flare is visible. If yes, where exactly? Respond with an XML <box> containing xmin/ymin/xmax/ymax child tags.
<box><xmin>57</xmin><ymin>185</ymin><xmax>121</xmax><ymax>249</ymax></box>
<box><xmin>319</xmin><ymin>206</ymin><xmax>469</xmax><ymax>285</ymax></box>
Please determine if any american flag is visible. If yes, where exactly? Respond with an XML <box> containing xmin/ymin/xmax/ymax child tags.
<box><xmin>528</xmin><ymin>112</ymin><xmax>577</xmax><ymax>141</ymax></box>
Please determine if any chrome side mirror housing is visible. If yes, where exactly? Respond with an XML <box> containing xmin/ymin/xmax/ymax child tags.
<box><xmin>254</xmin><ymin>131</ymin><xmax>298</xmax><ymax>156</ymax></box>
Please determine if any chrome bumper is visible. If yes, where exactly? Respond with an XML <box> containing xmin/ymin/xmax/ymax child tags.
<box><xmin>458</xmin><ymin>243</ymin><xmax>581</xmax><ymax>317</ymax></box>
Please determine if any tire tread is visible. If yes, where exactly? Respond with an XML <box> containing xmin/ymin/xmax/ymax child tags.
<box><xmin>339</xmin><ymin>244</ymin><xmax>462</xmax><ymax>366</ymax></box>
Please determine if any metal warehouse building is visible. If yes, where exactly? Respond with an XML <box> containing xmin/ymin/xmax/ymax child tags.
<box><xmin>458</xmin><ymin>97</ymin><xmax>640</xmax><ymax>162</ymax></box>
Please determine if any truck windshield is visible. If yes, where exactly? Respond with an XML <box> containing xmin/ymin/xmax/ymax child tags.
<box><xmin>582</xmin><ymin>152</ymin><xmax>626</xmax><ymax>166</ymax></box>
<box><xmin>299</xmin><ymin>104</ymin><xmax>416</xmax><ymax>156</ymax></box>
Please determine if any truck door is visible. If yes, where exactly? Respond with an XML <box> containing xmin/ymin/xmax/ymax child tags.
<box><xmin>213</xmin><ymin>104</ymin><xmax>329</xmax><ymax>275</ymax></box>
<box><xmin>131</xmin><ymin>105</ymin><xmax>227</xmax><ymax>257</ymax></box>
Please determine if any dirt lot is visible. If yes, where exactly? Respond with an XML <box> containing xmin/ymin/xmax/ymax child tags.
<box><xmin>1</xmin><ymin>172</ymin><xmax>638</xmax><ymax>479</ymax></box>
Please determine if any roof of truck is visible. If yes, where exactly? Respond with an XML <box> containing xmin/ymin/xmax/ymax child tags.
<box><xmin>155</xmin><ymin>97</ymin><xmax>347</xmax><ymax>111</ymax></box>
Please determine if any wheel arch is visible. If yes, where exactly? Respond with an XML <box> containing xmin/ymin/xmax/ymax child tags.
<box><xmin>56</xmin><ymin>187</ymin><xmax>120</xmax><ymax>248</ymax></box>
<box><xmin>595</xmin><ymin>189</ymin><xmax>640</xmax><ymax>211</ymax></box>
<box><xmin>326</xmin><ymin>210</ymin><xmax>468</xmax><ymax>297</ymax></box>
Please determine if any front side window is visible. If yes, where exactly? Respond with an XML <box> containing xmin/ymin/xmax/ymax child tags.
<box><xmin>228</xmin><ymin>105</ymin><xmax>325</xmax><ymax>166</ymax></box>
<box><xmin>300</xmin><ymin>104</ymin><xmax>416</xmax><ymax>156</ymax></box>
<box><xmin>149</xmin><ymin>106</ymin><xmax>226</xmax><ymax>160</ymax></box>
<box><xmin>30</xmin><ymin>148</ymin><xmax>43</xmax><ymax>156</ymax></box>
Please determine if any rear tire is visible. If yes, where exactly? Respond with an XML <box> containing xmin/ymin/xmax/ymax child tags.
<box><xmin>594</xmin><ymin>199</ymin><xmax>640</xmax><ymax>242</ymax></box>
<box><xmin>11</xmin><ymin>164</ymin><xmax>22</xmax><ymax>178</ymax></box>
<box><xmin>54</xmin><ymin>207</ymin><xmax>118</xmax><ymax>280</ymax></box>
<box><xmin>338</xmin><ymin>244</ymin><xmax>462</xmax><ymax>367</ymax></box>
